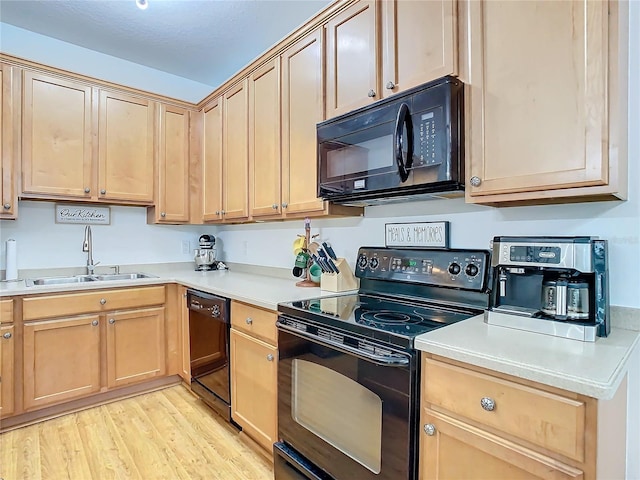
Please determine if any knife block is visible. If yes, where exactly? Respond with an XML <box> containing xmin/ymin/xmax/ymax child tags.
<box><xmin>321</xmin><ymin>258</ymin><xmax>359</xmax><ymax>292</ymax></box>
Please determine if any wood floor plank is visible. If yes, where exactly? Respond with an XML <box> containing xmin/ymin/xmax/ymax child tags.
<box><xmin>76</xmin><ymin>404</ymin><xmax>142</xmax><ymax>479</ymax></box>
<box><xmin>0</xmin><ymin>385</ymin><xmax>273</xmax><ymax>480</ymax></box>
<box><xmin>38</xmin><ymin>413</ymin><xmax>94</xmax><ymax>480</ymax></box>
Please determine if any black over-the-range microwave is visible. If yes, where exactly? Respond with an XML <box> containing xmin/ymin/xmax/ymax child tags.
<box><xmin>317</xmin><ymin>76</ymin><xmax>464</xmax><ymax>206</ymax></box>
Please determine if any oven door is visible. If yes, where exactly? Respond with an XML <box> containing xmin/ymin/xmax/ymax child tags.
<box><xmin>277</xmin><ymin>317</ymin><xmax>418</xmax><ymax>480</ymax></box>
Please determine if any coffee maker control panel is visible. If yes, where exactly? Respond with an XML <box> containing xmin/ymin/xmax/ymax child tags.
<box><xmin>493</xmin><ymin>237</ymin><xmax>595</xmax><ymax>272</ymax></box>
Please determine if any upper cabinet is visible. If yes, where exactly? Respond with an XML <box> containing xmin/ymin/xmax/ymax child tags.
<box><xmin>0</xmin><ymin>63</ymin><xmax>19</xmax><ymax>219</ymax></box>
<box><xmin>97</xmin><ymin>90</ymin><xmax>155</xmax><ymax>203</ymax></box>
<box><xmin>222</xmin><ymin>79</ymin><xmax>250</xmax><ymax>222</ymax></box>
<box><xmin>249</xmin><ymin>58</ymin><xmax>282</xmax><ymax>219</ymax></box>
<box><xmin>201</xmin><ymin>97</ymin><xmax>224</xmax><ymax>222</ymax></box>
<box><xmin>21</xmin><ymin>71</ymin><xmax>156</xmax><ymax>205</ymax></box>
<box><xmin>380</xmin><ymin>0</ymin><xmax>457</xmax><ymax>98</ymax></box>
<box><xmin>149</xmin><ymin>104</ymin><xmax>191</xmax><ymax>223</ymax></box>
<box><xmin>281</xmin><ymin>29</ymin><xmax>327</xmax><ymax>216</ymax></box>
<box><xmin>462</xmin><ymin>0</ymin><xmax>627</xmax><ymax>204</ymax></box>
<box><xmin>325</xmin><ymin>1</ymin><xmax>378</xmax><ymax>117</ymax></box>
<box><xmin>22</xmin><ymin>71</ymin><xmax>93</xmax><ymax>199</ymax></box>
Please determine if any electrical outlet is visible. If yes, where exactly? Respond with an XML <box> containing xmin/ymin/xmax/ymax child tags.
<box><xmin>181</xmin><ymin>240</ymin><xmax>190</xmax><ymax>254</ymax></box>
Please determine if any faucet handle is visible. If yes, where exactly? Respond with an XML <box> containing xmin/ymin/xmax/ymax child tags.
<box><xmin>110</xmin><ymin>265</ymin><xmax>120</xmax><ymax>274</ymax></box>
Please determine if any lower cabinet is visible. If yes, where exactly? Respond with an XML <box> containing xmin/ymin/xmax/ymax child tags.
<box><xmin>420</xmin><ymin>355</ymin><xmax>627</xmax><ymax>480</ymax></box>
<box><xmin>0</xmin><ymin>323</ymin><xmax>15</xmax><ymax>417</ymax></box>
<box><xmin>106</xmin><ymin>307</ymin><xmax>165</xmax><ymax>388</ymax></box>
<box><xmin>23</xmin><ymin>315</ymin><xmax>101</xmax><ymax>410</ymax></box>
<box><xmin>230</xmin><ymin>300</ymin><xmax>278</xmax><ymax>453</ymax></box>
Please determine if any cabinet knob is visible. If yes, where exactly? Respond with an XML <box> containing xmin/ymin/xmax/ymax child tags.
<box><xmin>3</xmin><ymin>203</ymin><xmax>10</xmax><ymax>210</ymax></box>
<box><xmin>245</xmin><ymin>317</ymin><xmax>253</xmax><ymax>325</ymax></box>
<box><xmin>100</xmin><ymin>298</ymin><xmax>107</xmax><ymax>305</ymax></box>
<box><xmin>91</xmin><ymin>320</ymin><xmax>99</xmax><ymax>327</ymax></box>
<box><xmin>272</xmin><ymin>204</ymin><xmax>278</xmax><ymax>210</ymax></box>
<box><xmin>367</xmin><ymin>89</ymin><xmax>376</xmax><ymax>98</ymax></box>
<box><xmin>100</xmin><ymin>189</ymin><xmax>107</xmax><ymax>195</ymax></box>
<box><xmin>84</xmin><ymin>187</ymin><xmax>91</xmax><ymax>194</ymax></box>
<box><xmin>470</xmin><ymin>176</ymin><xmax>482</xmax><ymax>187</ymax></box>
<box><xmin>423</xmin><ymin>423</ymin><xmax>436</xmax><ymax>436</ymax></box>
<box><xmin>2</xmin><ymin>332</ymin><xmax>12</xmax><ymax>339</ymax></box>
<box><xmin>109</xmin><ymin>318</ymin><xmax>115</xmax><ymax>324</ymax></box>
<box><xmin>480</xmin><ymin>397</ymin><xmax>495</xmax><ymax>411</ymax></box>
<box><xmin>160</xmin><ymin>212</ymin><xmax>166</xmax><ymax>218</ymax></box>
<box><xmin>221</xmin><ymin>210</ymin><xmax>226</xmax><ymax>215</ymax></box>
<box><xmin>281</xmin><ymin>202</ymin><xmax>288</xmax><ymax>209</ymax></box>
<box><xmin>215</xmin><ymin>211</ymin><xmax>220</xmax><ymax>215</ymax></box>
<box><xmin>266</xmin><ymin>353</ymin><xmax>274</xmax><ymax>362</ymax></box>
<box><xmin>385</xmin><ymin>81</ymin><xmax>396</xmax><ymax>90</ymax></box>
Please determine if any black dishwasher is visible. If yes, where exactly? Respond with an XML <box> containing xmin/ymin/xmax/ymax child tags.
<box><xmin>187</xmin><ymin>289</ymin><xmax>231</xmax><ymax>421</ymax></box>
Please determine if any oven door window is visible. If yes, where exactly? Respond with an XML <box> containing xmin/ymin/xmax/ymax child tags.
<box><xmin>292</xmin><ymin>359</ymin><xmax>382</xmax><ymax>474</ymax></box>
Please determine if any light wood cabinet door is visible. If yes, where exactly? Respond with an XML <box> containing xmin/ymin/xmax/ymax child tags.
<box><xmin>106</xmin><ymin>306</ymin><xmax>166</xmax><ymax>389</ymax></box>
<box><xmin>464</xmin><ymin>0</ymin><xmax>611</xmax><ymax>200</ymax></box>
<box><xmin>281</xmin><ymin>29</ymin><xmax>326</xmax><ymax>216</ymax></box>
<box><xmin>325</xmin><ymin>0</ymin><xmax>378</xmax><ymax>117</ymax></box>
<box><xmin>0</xmin><ymin>63</ymin><xmax>18</xmax><ymax>219</ymax></box>
<box><xmin>420</xmin><ymin>409</ymin><xmax>584</xmax><ymax>480</ymax></box>
<box><xmin>23</xmin><ymin>315</ymin><xmax>101</xmax><ymax>410</ymax></box>
<box><xmin>0</xmin><ymin>324</ymin><xmax>15</xmax><ymax>418</ymax></box>
<box><xmin>202</xmin><ymin>97</ymin><xmax>223</xmax><ymax>222</ymax></box>
<box><xmin>381</xmin><ymin>0</ymin><xmax>456</xmax><ymax>98</ymax></box>
<box><xmin>249</xmin><ymin>58</ymin><xmax>282</xmax><ymax>219</ymax></box>
<box><xmin>98</xmin><ymin>90</ymin><xmax>155</xmax><ymax>203</ymax></box>
<box><xmin>230</xmin><ymin>328</ymin><xmax>277</xmax><ymax>452</ymax></box>
<box><xmin>21</xmin><ymin>71</ymin><xmax>93</xmax><ymax>198</ymax></box>
<box><xmin>154</xmin><ymin>104</ymin><xmax>190</xmax><ymax>223</ymax></box>
<box><xmin>222</xmin><ymin>79</ymin><xmax>249</xmax><ymax>221</ymax></box>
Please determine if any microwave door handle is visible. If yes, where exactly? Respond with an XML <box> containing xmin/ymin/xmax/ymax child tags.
<box><xmin>394</xmin><ymin>102</ymin><xmax>414</xmax><ymax>183</ymax></box>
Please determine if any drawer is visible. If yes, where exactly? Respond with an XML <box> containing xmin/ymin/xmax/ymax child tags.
<box><xmin>231</xmin><ymin>301</ymin><xmax>277</xmax><ymax>345</ymax></box>
<box><xmin>23</xmin><ymin>286</ymin><xmax>166</xmax><ymax>321</ymax></box>
<box><xmin>0</xmin><ymin>298</ymin><xmax>13</xmax><ymax>324</ymax></box>
<box><xmin>423</xmin><ymin>357</ymin><xmax>586</xmax><ymax>462</ymax></box>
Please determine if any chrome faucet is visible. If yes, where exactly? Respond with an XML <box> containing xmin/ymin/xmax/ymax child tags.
<box><xmin>82</xmin><ymin>225</ymin><xmax>100</xmax><ymax>275</ymax></box>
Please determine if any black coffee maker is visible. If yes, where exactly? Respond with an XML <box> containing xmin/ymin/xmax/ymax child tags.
<box><xmin>485</xmin><ymin>236</ymin><xmax>609</xmax><ymax>342</ymax></box>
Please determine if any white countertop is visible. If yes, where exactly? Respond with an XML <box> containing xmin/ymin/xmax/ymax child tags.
<box><xmin>415</xmin><ymin>315</ymin><xmax>640</xmax><ymax>400</ymax></box>
<box><xmin>0</xmin><ymin>265</ymin><xmax>340</xmax><ymax>311</ymax></box>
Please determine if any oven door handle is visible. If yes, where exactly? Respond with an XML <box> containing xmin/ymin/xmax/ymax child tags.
<box><xmin>276</xmin><ymin>321</ymin><xmax>410</xmax><ymax>367</ymax></box>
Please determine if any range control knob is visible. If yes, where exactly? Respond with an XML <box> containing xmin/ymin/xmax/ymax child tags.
<box><xmin>369</xmin><ymin>257</ymin><xmax>379</xmax><ymax>269</ymax></box>
<box><xmin>448</xmin><ymin>263</ymin><xmax>461</xmax><ymax>275</ymax></box>
<box><xmin>465</xmin><ymin>264</ymin><xmax>479</xmax><ymax>277</ymax></box>
<box><xmin>357</xmin><ymin>254</ymin><xmax>369</xmax><ymax>269</ymax></box>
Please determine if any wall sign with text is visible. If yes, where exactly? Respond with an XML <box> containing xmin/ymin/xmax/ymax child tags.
<box><xmin>55</xmin><ymin>204</ymin><xmax>111</xmax><ymax>225</ymax></box>
<box><xmin>385</xmin><ymin>221</ymin><xmax>450</xmax><ymax>248</ymax></box>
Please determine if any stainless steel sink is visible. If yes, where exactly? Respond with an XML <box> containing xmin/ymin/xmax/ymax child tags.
<box><xmin>25</xmin><ymin>275</ymin><xmax>98</xmax><ymax>287</ymax></box>
<box><xmin>25</xmin><ymin>272</ymin><xmax>157</xmax><ymax>287</ymax></box>
<box><xmin>93</xmin><ymin>273</ymin><xmax>157</xmax><ymax>281</ymax></box>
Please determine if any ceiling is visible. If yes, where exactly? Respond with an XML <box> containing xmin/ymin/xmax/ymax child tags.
<box><xmin>0</xmin><ymin>0</ymin><xmax>332</xmax><ymax>87</ymax></box>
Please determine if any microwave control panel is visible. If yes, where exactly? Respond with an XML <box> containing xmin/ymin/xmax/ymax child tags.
<box><xmin>355</xmin><ymin>247</ymin><xmax>489</xmax><ymax>291</ymax></box>
<box><xmin>414</xmin><ymin>106</ymin><xmax>443</xmax><ymax>167</ymax></box>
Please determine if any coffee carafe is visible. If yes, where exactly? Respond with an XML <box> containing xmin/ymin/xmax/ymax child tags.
<box><xmin>194</xmin><ymin>234</ymin><xmax>217</xmax><ymax>271</ymax></box>
<box><xmin>485</xmin><ymin>236</ymin><xmax>609</xmax><ymax>342</ymax></box>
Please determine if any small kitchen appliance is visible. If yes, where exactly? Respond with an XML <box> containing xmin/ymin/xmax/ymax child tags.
<box><xmin>317</xmin><ymin>76</ymin><xmax>464</xmax><ymax>206</ymax></box>
<box><xmin>275</xmin><ymin>246</ymin><xmax>491</xmax><ymax>480</ymax></box>
<box><xmin>194</xmin><ymin>234</ymin><xmax>218</xmax><ymax>271</ymax></box>
<box><xmin>485</xmin><ymin>236</ymin><xmax>609</xmax><ymax>342</ymax></box>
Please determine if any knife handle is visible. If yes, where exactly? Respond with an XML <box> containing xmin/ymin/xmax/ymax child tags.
<box><xmin>323</xmin><ymin>242</ymin><xmax>338</xmax><ymax>260</ymax></box>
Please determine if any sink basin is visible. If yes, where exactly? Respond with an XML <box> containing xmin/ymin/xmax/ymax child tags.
<box><xmin>25</xmin><ymin>272</ymin><xmax>157</xmax><ymax>287</ymax></box>
<box><xmin>93</xmin><ymin>273</ymin><xmax>157</xmax><ymax>281</ymax></box>
<box><xmin>25</xmin><ymin>275</ymin><xmax>97</xmax><ymax>287</ymax></box>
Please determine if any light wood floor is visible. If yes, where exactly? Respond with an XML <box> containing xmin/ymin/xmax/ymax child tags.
<box><xmin>0</xmin><ymin>385</ymin><xmax>274</xmax><ymax>480</ymax></box>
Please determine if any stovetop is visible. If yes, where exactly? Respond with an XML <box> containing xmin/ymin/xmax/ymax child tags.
<box><xmin>277</xmin><ymin>247</ymin><xmax>492</xmax><ymax>349</ymax></box>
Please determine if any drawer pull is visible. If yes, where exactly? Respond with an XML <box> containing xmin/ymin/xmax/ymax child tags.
<box><xmin>245</xmin><ymin>317</ymin><xmax>253</xmax><ymax>325</ymax></box>
<box><xmin>423</xmin><ymin>423</ymin><xmax>436</xmax><ymax>436</ymax></box>
<box><xmin>480</xmin><ymin>397</ymin><xmax>496</xmax><ymax>411</ymax></box>
<box><xmin>100</xmin><ymin>298</ymin><xmax>107</xmax><ymax>305</ymax></box>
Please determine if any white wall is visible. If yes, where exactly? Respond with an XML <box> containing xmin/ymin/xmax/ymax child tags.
<box><xmin>0</xmin><ymin>23</ymin><xmax>213</xmax><ymax>102</ymax></box>
<box><xmin>0</xmin><ymin>202</ymin><xmax>217</xmax><ymax>270</ymax></box>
